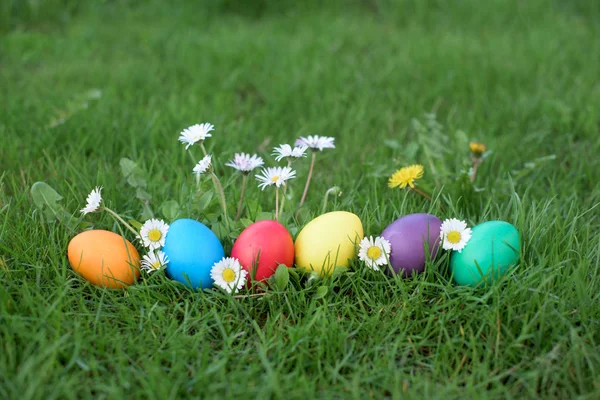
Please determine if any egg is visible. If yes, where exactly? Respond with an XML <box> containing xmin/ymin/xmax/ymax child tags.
<box><xmin>295</xmin><ymin>211</ymin><xmax>364</xmax><ymax>276</ymax></box>
<box><xmin>231</xmin><ymin>220</ymin><xmax>294</xmax><ymax>281</ymax></box>
<box><xmin>381</xmin><ymin>213</ymin><xmax>442</xmax><ymax>276</ymax></box>
<box><xmin>450</xmin><ymin>220</ymin><xmax>520</xmax><ymax>286</ymax></box>
<box><xmin>67</xmin><ymin>230</ymin><xmax>140</xmax><ymax>288</ymax></box>
<box><xmin>162</xmin><ymin>218</ymin><xmax>225</xmax><ymax>290</ymax></box>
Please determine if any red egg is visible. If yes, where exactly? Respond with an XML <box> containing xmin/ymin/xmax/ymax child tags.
<box><xmin>231</xmin><ymin>220</ymin><xmax>294</xmax><ymax>281</ymax></box>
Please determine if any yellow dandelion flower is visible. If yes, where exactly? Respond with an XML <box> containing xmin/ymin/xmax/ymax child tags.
<box><xmin>469</xmin><ymin>142</ymin><xmax>486</xmax><ymax>157</ymax></box>
<box><xmin>388</xmin><ymin>164</ymin><xmax>424</xmax><ymax>189</ymax></box>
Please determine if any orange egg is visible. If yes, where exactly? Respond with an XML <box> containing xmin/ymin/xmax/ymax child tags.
<box><xmin>67</xmin><ymin>230</ymin><xmax>140</xmax><ymax>288</ymax></box>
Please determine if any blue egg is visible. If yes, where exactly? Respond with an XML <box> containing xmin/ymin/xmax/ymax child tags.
<box><xmin>162</xmin><ymin>218</ymin><xmax>225</xmax><ymax>290</ymax></box>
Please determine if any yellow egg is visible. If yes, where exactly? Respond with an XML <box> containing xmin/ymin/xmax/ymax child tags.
<box><xmin>68</xmin><ymin>230</ymin><xmax>140</xmax><ymax>288</ymax></box>
<box><xmin>295</xmin><ymin>211</ymin><xmax>364</xmax><ymax>276</ymax></box>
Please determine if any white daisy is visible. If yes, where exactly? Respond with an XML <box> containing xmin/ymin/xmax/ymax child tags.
<box><xmin>139</xmin><ymin>218</ymin><xmax>170</xmax><ymax>250</ymax></box>
<box><xmin>193</xmin><ymin>154</ymin><xmax>212</xmax><ymax>175</ymax></box>
<box><xmin>255</xmin><ymin>166</ymin><xmax>296</xmax><ymax>190</ymax></box>
<box><xmin>440</xmin><ymin>218</ymin><xmax>472</xmax><ymax>252</ymax></box>
<box><xmin>141</xmin><ymin>250</ymin><xmax>169</xmax><ymax>273</ymax></box>
<box><xmin>178</xmin><ymin>123</ymin><xmax>214</xmax><ymax>149</ymax></box>
<box><xmin>273</xmin><ymin>144</ymin><xmax>308</xmax><ymax>162</ymax></box>
<box><xmin>358</xmin><ymin>236</ymin><xmax>391</xmax><ymax>271</ymax></box>
<box><xmin>295</xmin><ymin>135</ymin><xmax>335</xmax><ymax>151</ymax></box>
<box><xmin>80</xmin><ymin>186</ymin><xmax>103</xmax><ymax>214</ymax></box>
<box><xmin>210</xmin><ymin>257</ymin><xmax>247</xmax><ymax>294</ymax></box>
<box><xmin>225</xmin><ymin>153</ymin><xmax>264</xmax><ymax>173</ymax></box>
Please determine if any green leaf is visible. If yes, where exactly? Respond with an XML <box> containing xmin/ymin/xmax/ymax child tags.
<box><xmin>211</xmin><ymin>221</ymin><xmax>226</xmax><ymax>240</ymax></box>
<box><xmin>161</xmin><ymin>200</ymin><xmax>180</xmax><ymax>221</ymax></box>
<box><xmin>307</xmin><ymin>271</ymin><xmax>321</xmax><ymax>287</ymax></box>
<box><xmin>120</xmin><ymin>158</ymin><xmax>147</xmax><ymax>188</ymax></box>
<box><xmin>57</xmin><ymin>209</ymin><xmax>80</xmax><ymax>231</ymax></box>
<box><xmin>129</xmin><ymin>219</ymin><xmax>143</xmax><ymax>230</ymax></box>
<box><xmin>42</xmin><ymin>207</ymin><xmax>57</xmax><ymax>222</ymax></box>
<box><xmin>127</xmin><ymin>174</ymin><xmax>147</xmax><ymax>188</ymax></box>
<box><xmin>313</xmin><ymin>285</ymin><xmax>328</xmax><ymax>299</ymax></box>
<box><xmin>287</xmin><ymin>267</ymin><xmax>301</xmax><ymax>282</ymax></box>
<box><xmin>119</xmin><ymin>158</ymin><xmax>138</xmax><ymax>178</ymax></box>
<box><xmin>77</xmin><ymin>221</ymin><xmax>94</xmax><ymax>231</ymax></box>
<box><xmin>30</xmin><ymin>182</ymin><xmax>82</xmax><ymax>231</ymax></box>
<box><xmin>196</xmin><ymin>191</ymin><xmax>214</xmax><ymax>211</ymax></box>
<box><xmin>272</xmin><ymin>264</ymin><xmax>290</xmax><ymax>291</ymax></box>
<box><xmin>245</xmin><ymin>198</ymin><xmax>261</xmax><ymax>217</ymax></box>
<box><xmin>256</xmin><ymin>211</ymin><xmax>273</xmax><ymax>221</ymax></box>
<box><xmin>240</xmin><ymin>218</ymin><xmax>254</xmax><ymax>228</ymax></box>
<box><xmin>136</xmin><ymin>188</ymin><xmax>152</xmax><ymax>201</ymax></box>
<box><xmin>332</xmin><ymin>265</ymin><xmax>349</xmax><ymax>279</ymax></box>
<box><xmin>31</xmin><ymin>182</ymin><xmax>64</xmax><ymax>216</ymax></box>
<box><xmin>140</xmin><ymin>203</ymin><xmax>154</xmax><ymax>220</ymax></box>
<box><xmin>205</xmin><ymin>213</ymin><xmax>220</xmax><ymax>223</ymax></box>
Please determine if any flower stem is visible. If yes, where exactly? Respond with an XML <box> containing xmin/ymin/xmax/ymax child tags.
<box><xmin>322</xmin><ymin>186</ymin><xmax>341</xmax><ymax>214</ymax></box>
<box><xmin>211</xmin><ymin>171</ymin><xmax>228</xmax><ymax>222</ymax></box>
<box><xmin>200</xmin><ymin>142</ymin><xmax>208</xmax><ymax>157</ymax></box>
<box><xmin>188</xmin><ymin>150</ymin><xmax>202</xmax><ymax>189</ymax></box>
<box><xmin>297</xmin><ymin>151</ymin><xmax>317</xmax><ymax>216</ymax></box>
<box><xmin>275</xmin><ymin>187</ymin><xmax>280</xmax><ymax>222</ymax></box>
<box><xmin>103</xmin><ymin>207</ymin><xmax>138</xmax><ymax>236</ymax></box>
<box><xmin>235</xmin><ymin>174</ymin><xmax>248</xmax><ymax>221</ymax></box>
<box><xmin>470</xmin><ymin>158</ymin><xmax>482</xmax><ymax>183</ymax></box>
<box><xmin>409</xmin><ymin>187</ymin><xmax>432</xmax><ymax>201</ymax></box>
<box><xmin>187</xmin><ymin>149</ymin><xmax>197</xmax><ymax>164</ymax></box>
<box><xmin>279</xmin><ymin>160</ymin><xmax>292</xmax><ymax>213</ymax></box>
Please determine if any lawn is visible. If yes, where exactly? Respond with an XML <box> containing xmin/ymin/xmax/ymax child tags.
<box><xmin>1</xmin><ymin>0</ymin><xmax>600</xmax><ymax>398</ymax></box>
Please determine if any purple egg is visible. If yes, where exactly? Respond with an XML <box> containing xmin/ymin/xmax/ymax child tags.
<box><xmin>381</xmin><ymin>213</ymin><xmax>442</xmax><ymax>276</ymax></box>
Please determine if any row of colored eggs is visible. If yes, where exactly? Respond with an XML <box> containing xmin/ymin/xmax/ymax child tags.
<box><xmin>67</xmin><ymin>211</ymin><xmax>521</xmax><ymax>289</ymax></box>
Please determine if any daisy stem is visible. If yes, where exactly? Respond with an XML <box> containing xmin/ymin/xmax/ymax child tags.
<box><xmin>235</xmin><ymin>174</ymin><xmax>248</xmax><ymax>221</ymax></box>
<box><xmin>187</xmin><ymin>149</ymin><xmax>196</xmax><ymax>164</ymax></box>
<box><xmin>103</xmin><ymin>207</ymin><xmax>138</xmax><ymax>236</ymax></box>
<box><xmin>210</xmin><ymin>171</ymin><xmax>228</xmax><ymax>223</ymax></box>
<box><xmin>409</xmin><ymin>187</ymin><xmax>432</xmax><ymax>201</ymax></box>
<box><xmin>279</xmin><ymin>160</ymin><xmax>292</xmax><ymax>213</ymax></box>
<box><xmin>321</xmin><ymin>186</ymin><xmax>341</xmax><ymax>214</ymax></box>
<box><xmin>187</xmin><ymin>150</ymin><xmax>202</xmax><ymax>189</ymax></box>
<box><xmin>200</xmin><ymin>142</ymin><xmax>208</xmax><ymax>157</ymax></box>
<box><xmin>297</xmin><ymin>151</ymin><xmax>317</xmax><ymax>216</ymax></box>
<box><xmin>275</xmin><ymin>187</ymin><xmax>280</xmax><ymax>222</ymax></box>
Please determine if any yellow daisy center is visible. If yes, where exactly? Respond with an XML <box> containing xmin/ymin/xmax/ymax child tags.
<box><xmin>271</xmin><ymin>175</ymin><xmax>280</xmax><ymax>183</ymax></box>
<box><xmin>447</xmin><ymin>231</ymin><xmax>461</xmax><ymax>244</ymax></box>
<box><xmin>151</xmin><ymin>261</ymin><xmax>161</xmax><ymax>270</ymax></box>
<box><xmin>148</xmin><ymin>229</ymin><xmax>162</xmax><ymax>242</ymax></box>
<box><xmin>367</xmin><ymin>246</ymin><xmax>382</xmax><ymax>260</ymax></box>
<box><xmin>222</xmin><ymin>268</ymin><xmax>236</xmax><ymax>283</ymax></box>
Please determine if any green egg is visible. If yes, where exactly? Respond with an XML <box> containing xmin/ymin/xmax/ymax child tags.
<box><xmin>450</xmin><ymin>221</ymin><xmax>520</xmax><ymax>286</ymax></box>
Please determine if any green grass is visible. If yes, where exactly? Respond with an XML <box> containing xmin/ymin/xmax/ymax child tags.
<box><xmin>2</xmin><ymin>0</ymin><xmax>600</xmax><ymax>398</ymax></box>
